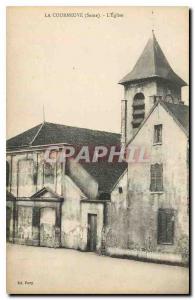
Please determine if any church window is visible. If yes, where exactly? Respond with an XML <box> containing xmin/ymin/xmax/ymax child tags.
<box><xmin>18</xmin><ymin>159</ymin><xmax>34</xmax><ymax>187</ymax></box>
<box><xmin>132</xmin><ymin>93</ymin><xmax>145</xmax><ymax>129</ymax></box>
<box><xmin>32</xmin><ymin>207</ymin><xmax>40</xmax><ymax>227</ymax></box>
<box><xmin>44</xmin><ymin>162</ymin><xmax>55</xmax><ymax>184</ymax></box>
<box><xmin>158</xmin><ymin>209</ymin><xmax>174</xmax><ymax>244</ymax></box>
<box><xmin>154</xmin><ymin>124</ymin><xmax>162</xmax><ymax>144</ymax></box>
<box><xmin>150</xmin><ymin>163</ymin><xmax>163</xmax><ymax>192</ymax></box>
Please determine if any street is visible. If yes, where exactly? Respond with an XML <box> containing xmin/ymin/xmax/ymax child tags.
<box><xmin>7</xmin><ymin>243</ymin><xmax>189</xmax><ymax>294</ymax></box>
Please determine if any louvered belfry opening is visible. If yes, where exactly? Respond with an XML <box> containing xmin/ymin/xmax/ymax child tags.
<box><xmin>132</xmin><ymin>93</ymin><xmax>145</xmax><ymax>129</ymax></box>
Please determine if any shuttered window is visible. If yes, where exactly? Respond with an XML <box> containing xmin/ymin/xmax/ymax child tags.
<box><xmin>158</xmin><ymin>209</ymin><xmax>174</xmax><ymax>244</ymax></box>
<box><xmin>154</xmin><ymin>124</ymin><xmax>162</xmax><ymax>144</ymax></box>
<box><xmin>150</xmin><ymin>164</ymin><xmax>163</xmax><ymax>192</ymax></box>
<box><xmin>32</xmin><ymin>207</ymin><xmax>40</xmax><ymax>227</ymax></box>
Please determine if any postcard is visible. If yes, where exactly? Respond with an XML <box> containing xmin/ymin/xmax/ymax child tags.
<box><xmin>6</xmin><ymin>6</ymin><xmax>189</xmax><ymax>294</ymax></box>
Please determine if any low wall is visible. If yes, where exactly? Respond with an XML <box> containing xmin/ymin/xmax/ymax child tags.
<box><xmin>106</xmin><ymin>247</ymin><xmax>186</xmax><ymax>266</ymax></box>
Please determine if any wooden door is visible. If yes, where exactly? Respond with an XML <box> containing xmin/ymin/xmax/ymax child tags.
<box><xmin>87</xmin><ymin>214</ymin><xmax>97</xmax><ymax>251</ymax></box>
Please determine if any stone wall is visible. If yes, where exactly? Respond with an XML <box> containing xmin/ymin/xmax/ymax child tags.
<box><xmin>7</xmin><ymin>198</ymin><xmax>61</xmax><ymax>247</ymax></box>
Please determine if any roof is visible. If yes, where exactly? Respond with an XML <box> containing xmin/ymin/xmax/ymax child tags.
<box><xmin>119</xmin><ymin>32</ymin><xmax>187</xmax><ymax>87</ymax></box>
<box><xmin>7</xmin><ymin>121</ymin><xmax>121</xmax><ymax>150</ymax></box>
<box><xmin>7</xmin><ymin>122</ymin><xmax>127</xmax><ymax>195</ymax></box>
<box><xmin>162</xmin><ymin>102</ymin><xmax>189</xmax><ymax>133</ymax></box>
<box><xmin>31</xmin><ymin>186</ymin><xmax>63</xmax><ymax>199</ymax></box>
<box><xmin>80</xmin><ymin>161</ymin><xmax>127</xmax><ymax>193</ymax></box>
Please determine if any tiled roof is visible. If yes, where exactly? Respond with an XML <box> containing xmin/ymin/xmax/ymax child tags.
<box><xmin>163</xmin><ymin>102</ymin><xmax>189</xmax><ymax>133</ymax></box>
<box><xmin>7</xmin><ymin>122</ymin><xmax>121</xmax><ymax>149</ymax></box>
<box><xmin>7</xmin><ymin>124</ymin><xmax>42</xmax><ymax>149</ymax></box>
<box><xmin>7</xmin><ymin>122</ymin><xmax>127</xmax><ymax>194</ymax></box>
<box><xmin>80</xmin><ymin>161</ymin><xmax>127</xmax><ymax>193</ymax></box>
<box><xmin>119</xmin><ymin>32</ymin><xmax>187</xmax><ymax>87</ymax></box>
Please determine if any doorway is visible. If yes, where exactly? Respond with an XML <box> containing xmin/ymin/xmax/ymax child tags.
<box><xmin>40</xmin><ymin>207</ymin><xmax>56</xmax><ymax>247</ymax></box>
<box><xmin>87</xmin><ymin>214</ymin><xmax>97</xmax><ymax>251</ymax></box>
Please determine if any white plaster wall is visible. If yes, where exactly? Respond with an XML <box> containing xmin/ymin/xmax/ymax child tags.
<box><xmin>67</xmin><ymin>159</ymin><xmax>98</xmax><ymax>199</ymax></box>
<box><xmin>127</xmin><ymin>102</ymin><xmax>188</xmax><ymax>252</ymax></box>
<box><xmin>111</xmin><ymin>171</ymin><xmax>128</xmax><ymax>209</ymax></box>
<box><xmin>61</xmin><ymin>175</ymin><xmax>85</xmax><ymax>249</ymax></box>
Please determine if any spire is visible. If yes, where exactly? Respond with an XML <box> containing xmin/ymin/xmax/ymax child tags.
<box><xmin>151</xmin><ymin>10</ymin><xmax>156</xmax><ymax>34</ymax></box>
<box><xmin>119</xmin><ymin>32</ymin><xmax>187</xmax><ymax>87</ymax></box>
<box><xmin>43</xmin><ymin>104</ymin><xmax>45</xmax><ymax>124</ymax></box>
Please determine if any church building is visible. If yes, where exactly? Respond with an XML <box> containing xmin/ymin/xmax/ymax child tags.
<box><xmin>6</xmin><ymin>32</ymin><xmax>189</xmax><ymax>265</ymax></box>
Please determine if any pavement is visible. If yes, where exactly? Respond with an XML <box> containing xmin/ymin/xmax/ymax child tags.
<box><xmin>6</xmin><ymin>243</ymin><xmax>189</xmax><ymax>294</ymax></box>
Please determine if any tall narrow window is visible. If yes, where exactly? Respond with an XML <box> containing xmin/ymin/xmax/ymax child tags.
<box><xmin>32</xmin><ymin>207</ymin><xmax>40</xmax><ymax>227</ymax></box>
<box><xmin>118</xmin><ymin>187</ymin><xmax>123</xmax><ymax>194</ymax></box>
<box><xmin>154</xmin><ymin>124</ymin><xmax>162</xmax><ymax>144</ymax></box>
<box><xmin>158</xmin><ymin>209</ymin><xmax>174</xmax><ymax>244</ymax></box>
<box><xmin>132</xmin><ymin>93</ymin><xmax>145</xmax><ymax>129</ymax></box>
<box><xmin>150</xmin><ymin>163</ymin><xmax>163</xmax><ymax>192</ymax></box>
<box><xmin>44</xmin><ymin>163</ymin><xmax>55</xmax><ymax>184</ymax></box>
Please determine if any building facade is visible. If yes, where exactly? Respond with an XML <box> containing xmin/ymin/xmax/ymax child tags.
<box><xmin>6</xmin><ymin>124</ymin><xmax>126</xmax><ymax>252</ymax></box>
<box><xmin>6</xmin><ymin>32</ymin><xmax>189</xmax><ymax>265</ymax></box>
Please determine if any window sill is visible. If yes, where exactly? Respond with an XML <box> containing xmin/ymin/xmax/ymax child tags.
<box><xmin>157</xmin><ymin>243</ymin><xmax>174</xmax><ymax>246</ymax></box>
<box><xmin>153</xmin><ymin>142</ymin><xmax>162</xmax><ymax>146</ymax></box>
<box><xmin>150</xmin><ymin>191</ymin><xmax>164</xmax><ymax>194</ymax></box>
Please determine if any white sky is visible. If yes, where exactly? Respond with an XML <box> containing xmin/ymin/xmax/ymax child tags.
<box><xmin>7</xmin><ymin>6</ymin><xmax>189</xmax><ymax>138</ymax></box>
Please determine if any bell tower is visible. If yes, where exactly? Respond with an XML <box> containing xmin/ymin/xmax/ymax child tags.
<box><xmin>119</xmin><ymin>31</ymin><xmax>187</xmax><ymax>147</ymax></box>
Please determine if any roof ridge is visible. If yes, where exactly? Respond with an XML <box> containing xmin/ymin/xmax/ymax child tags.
<box><xmin>164</xmin><ymin>101</ymin><xmax>189</xmax><ymax>108</ymax></box>
<box><xmin>119</xmin><ymin>33</ymin><xmax>187</xmax><ymax>87</ymax></box>
<box><xmin>152</xmin><ymin>32</ymin><xmax>157</xmax><ymax>76</ymax></box>
<box><xmin>43</xmin><ymin>121</ymin><xmax>120</xmax><ymax>136</ymax></box>
<box><xmin>126</xmin><ymin>99</ymin><xmax>188</xmax><ymax>147</ymax></box>
<box><xmin>29</xmin><ymin>122</ymin><xmax>45</xmax><ymax>145</ymax></box>
<box><xmin>160</xmin><ymin>101</ymin><xmax>188</xmax><ymax>135</ymax></box>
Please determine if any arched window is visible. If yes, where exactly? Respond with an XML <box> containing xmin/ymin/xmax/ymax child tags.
<box><xmin>165</xmin><ymin>94</ymin><xmax>173</xmax><ymax>103</ymax></box>
<box><xmin>132</xmin><ymin>93</ymin><xmax>145</xmax><ymax>129</ymax></box>
<box><xmin>6</xmin><ymin>161</ymin><xmax>9</xmax><ymax>187</ymax></box>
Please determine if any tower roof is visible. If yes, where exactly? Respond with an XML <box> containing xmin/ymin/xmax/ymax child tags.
<box><xmin>119</xmin><ymin>31</ymin><xmax>187</xmax><ymax>87</ymax></box>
